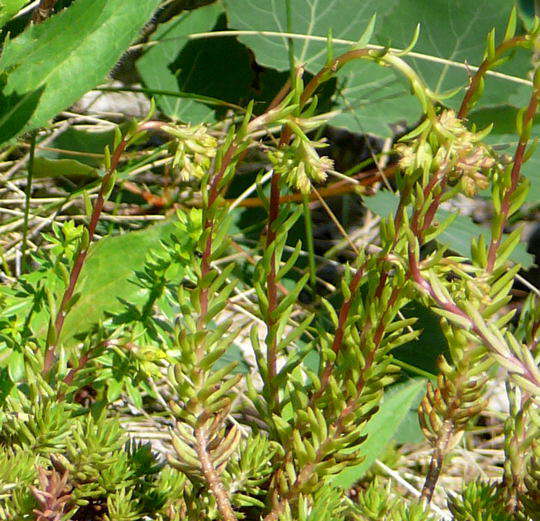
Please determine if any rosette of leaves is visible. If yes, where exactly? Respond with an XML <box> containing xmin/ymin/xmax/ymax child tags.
<box><xmin>225</xmin><ymin>435</ymin><xmax>279</xmax><ymax>510</ymax></box>
<box><xmin>49</xmin><ymin>414</ymin><xmax>144</xmax><ymax>504</ymax></box>
<box><xmin>0</xmin><ymin>447</ymin><xmax>38</xmax><ymax>518</ymax></box>
<box><xmin>0</xmin><ymin>394</ymin><xmax>77</xmax><ymax>455</ymax></box>
<box><xmin>352</xmin><ymin>478</ymin><xmax>436</xmax><ymax>521</ymax></box>
<box><xmin>448</xmin><ymin>481</ymin><xmax>514</xmax><ymax>521</ymax></box>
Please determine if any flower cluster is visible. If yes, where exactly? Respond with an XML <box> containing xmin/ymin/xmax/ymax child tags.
<box><xmin>164</xmin><ymin>124</ymin><xmax>218</xmax><ymax>181</ymax></box>
<box><xmin>268</xmin><ymin>137</ymin><xmax>333</xmax><ymax>194</ymax></box>
<box><xmin>397</xmin><ymin>110</ymin><xmax>497</xmax><ymax>196</ymax></box>
<box><xmin>437</xmin><ymin>110</ymin><xmax>496</xmax><ymax>196</ymax></box>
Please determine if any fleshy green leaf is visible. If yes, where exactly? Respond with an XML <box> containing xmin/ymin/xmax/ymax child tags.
<box><xmin>137</xmin><ymin>5</ymin><xmax>254</xmax><ymax>123</ymax></box>
<box><xmin>364</xmin><ymin>191</ymin><xmax>534</xmax><ymax>267</ymax></box>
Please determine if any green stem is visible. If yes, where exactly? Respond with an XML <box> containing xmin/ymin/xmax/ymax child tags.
<box><xmin>285</xmin><ymin>0</ymin><xmax>296</xmax><ymax>81</ymax></box>
<box><xmin>21</xmin><ymin>131</ymin><xmax>37</xmax><ymax>274</ymax></box>
<box><xmin>391</xmin><ymin>358</ymin><xmax>437</xmax><ymax>382</ymax></box>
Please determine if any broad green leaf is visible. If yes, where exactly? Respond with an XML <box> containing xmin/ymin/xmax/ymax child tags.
<box><xmin>334</xmin><ymin>0</ymin><xmax>532</xmax><ymax>136</ymax></box>
<box><xmin>0</xmin><ymin>85</ymin><xmax>44</xmax><ymax>143</ymax></box>
<box><xmin>0</xmin><ymin>0</ymin><xmax>26</xmax><ymax>28</ymax></box>
<box><xmin>213</xmin><ymin>342</ymin><xmax>251</xmax><ymax>374</ymax></box>
<box><xmin>364</xmin><ymin>190</ymin><xmax>534</xmax><ymax>267</ymax></box>
<box><xmin>61</xmin><ymin>218</ymin><xmax>198</xmax><ymax>345</ymax></box>
<box><xmin>379</xmin><ymin>0</ymin><xmax>531</xmax><ymax>109</ymax></box>
<box><xmin>32</xmin><ymin>157</ymin><xmax>98</xmax><ymax>179</ymax></box>
<box><xmin>224</xmin><ymin>0</ymin><xmax>397</xmax><ymax>73</ymax></box>
<box><xmin>224</xmin><ymin>0</ymin><xmax>530</xmax><ymax>137</ymax></box>
<box><xmin>37</xmin><ymin>126</ymin><xmax>115</xmax><ymax>167</ymax></box>
<box><xmin>394</xmin><ymin>302</ymin><xmax>448</xmax><ymax>376</ymax></box>
<box><xmin>331</xmin><ymin>61</ymin><xmax>422</xmax><ymax>137</ymax></box>
<box><xmin>332</xmin><ymin>378</ymin><xmax>426</xmax><ymax>487</ymax></box>
<box><xmin>0</xmin><ymin>0</ymin><xmax>160</xmax><ymax>141</ymax></box>
<box><xmin>137</xmin><ymin>4</ymin><xmax>254</xmax><ymax>123</ymax></box>
<box><xmin>137</xmin><ymin>3</ymin><xmax>222</xmax><ymax>123</ymax></box>
<box><xmin>393</xmin><ymin>405</ymin><xmax>424</xmax><ymax>444</ymax></box>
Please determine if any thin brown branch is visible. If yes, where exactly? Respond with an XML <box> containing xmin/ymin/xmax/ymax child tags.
<box><xmin>420</xmin><ymin>420</ymin><xmax>454</xmax><ymax>503</ymax></box>
<box><xmin>267</xmin><ymin>78</ymin><xmax>291</xmax><ymax>111</ymax></box>
<box><xmin>32</xmin><ymin>0</ymin><xmax>59</xmax><ymax>23</ymax></box>
<box><xmin>195</xmin><ymin>426</ymin><xmax>238</xmax><ymax>521</ymax></box>
<box><xmin>263</xmin><ymin>170</ymin><xmax>282</xmax><ymax>411</ymax></box>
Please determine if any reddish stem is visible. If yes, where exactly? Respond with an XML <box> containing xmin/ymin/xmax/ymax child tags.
<box><xmin>197</xmin><ymin>143</ymin><xmax>238</xmax><ymax>332</ymax></box>
<box><xmin>262</xmin><ymin>49</ymin><xmax>370</xmax><ymax>408</ymax></box>
<box><xmin>486</xmin><ymin>90</ymin><xmax>538</xmax><ymax>272</ymax></box>
<box><xmin>265</xmin><ymin>282</ymin><xmax>402</xmax><ymax>521</ymax></box>
<box><xmin>43</xmin><ymin>121</ymin><xmax>166</xmax><ymax>376</ymax></box>
<box><xmin>56</xmin><ymin>352</ymin><xmax>89</xmax><ymax>401</ymax></box>
<box><xmin>264</xmin><ymin>170</ymin><xmax>282</xmax><ymax>399</ymax></box>
<box><xmin>458</xmin><ymin>36</ymin><xmax>527</xmax><ymax>119</ymax></box>
<box><xmin>309</xmin><ymin>262</ymin><xmax>367</xmax><ymax>404</ymax></box>
<box><xmin>267</xmin><ymin>79</ymin><xmax>291</xmax><ymax>111</ymax></box>
<box><xmin>280</xmin><ymin>48</ymin><xmax>370</xmax><ymax>144</ymax></box>
<box><xmin>408</xmin><ymin>246</ymin><xmax>538</xmax><ymax>389</ymax></box>
<box><xmin>43</xmin><ymin>138</ymin><xmax>128</xmax><ymax>375</ymax></box>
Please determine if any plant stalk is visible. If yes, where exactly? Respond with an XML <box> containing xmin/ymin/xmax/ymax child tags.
<box><xmin>486</xmin><ymin>86</ymin><xmax>539</xmax><ymax>272</ymax></box>
<box><xmin>21</xmin><ymin>131</ymin><xmax>37</xmax><ymax>274</ymax></box>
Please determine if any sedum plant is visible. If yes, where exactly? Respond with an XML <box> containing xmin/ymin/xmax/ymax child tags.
<box><xmin>0</xmin><ymin>2</ymin><xmax>539</xmax><ymax>521</ymax></box>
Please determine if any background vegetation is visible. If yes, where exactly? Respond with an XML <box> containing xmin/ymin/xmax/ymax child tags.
<box><xmin>0</xmin><ymin>1</ymin><xmax>538</xmax><ymax>520</ymax></box>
